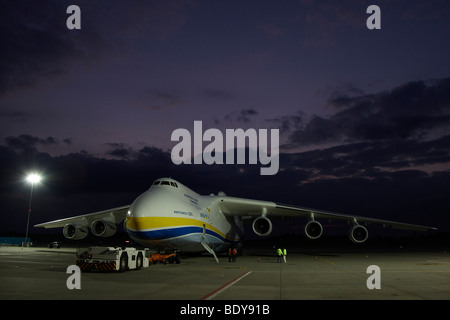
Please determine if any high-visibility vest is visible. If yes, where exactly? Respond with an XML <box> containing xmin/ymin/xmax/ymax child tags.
<box><xmin>283</xmin><ymin>249</ymin><xmax>287</xmax><ymax>255</ymax></box>
<box><xmin>277</xmin><ymin>248</ymin><xmax>282</xmax><ymax>256</ymax></box>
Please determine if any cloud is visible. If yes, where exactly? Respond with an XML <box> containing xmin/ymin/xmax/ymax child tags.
<box><xmin>286</xmin><ymin>78</ymin><xmax>450</xmax><ymax>146</ymax></box>
<box><xmin>0</xmin><ymin>0</ymin><xmax>198</xmax><ymax>96</ymax></box>
<box><xmin>266</xmin><ymin>111</ymin><xmax>305</xmax><ymax>135</ymax></box>
<box><xmin>151</xmin><ymin>90</ymin><xmax>187</xmax><ymax>109</ymax></box>
<box><xmin>284</xmin><ymin>136</ymin><xmax>450</xmax><ymax>181</ymax></box>
<box><xmin>0</xmin><ymin>111</ymin><xmax>28</xmax><ymax>123</ymax></box>
<box><xmin>223</xmin><ymin>109</ymin><xmax>259</xmax><ymax>124</ymax></box>
<box><xmin>4</xmin><ymin>134</ymin><xmax>68</xmax><ymax>153</ymax></box>
<box><xmin>0</xmin><ymin>1</ymin><xmax>110</xmax><ymax>96</ymax></box>
<box><xmin>135</xmin><ymin>90</ymin><xmax>188</xmax><ymax>111</ymax></box>
<box><xmin>268</xmin><ymin>78</ymin><xmax>450</xmax><ymax>190</ymax></box>
<box><xmin>105</xmin><ymin>143</ymin><xmax>136</xmax><ymax>160</ymax></box>
<box><xmin>203</xmin><ymin>88</ymin><xmax>233</xmax><ymax>101</ymax></box>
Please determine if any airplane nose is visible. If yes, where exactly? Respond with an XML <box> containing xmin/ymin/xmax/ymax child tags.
<box><xmin>124</xmin><ymin>192</ymin><xmax>150</xmax><ymax>233</ymax></box>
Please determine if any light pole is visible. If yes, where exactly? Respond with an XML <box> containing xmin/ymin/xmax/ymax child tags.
<box><xmin>24</xmin><ymin>173</ymin><xmax>41</xmax><ymax>248</ymax></box>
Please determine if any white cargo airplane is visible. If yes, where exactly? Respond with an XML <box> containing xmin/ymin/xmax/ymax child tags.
<box><xmin>35</xmin><ymin>177</ymin><xmax>437</xmax><ymax>262</ymax></box>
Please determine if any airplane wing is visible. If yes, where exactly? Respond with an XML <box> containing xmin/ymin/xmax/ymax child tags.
<box><xmin>218</xmin><ymin>196</ymin><xmax>437</xmax><ymax>231</ymax></box>
<box><xmin>34</xmin><ymin>205</ymin><xmax>131</xmax><ymax>229</ymax></box>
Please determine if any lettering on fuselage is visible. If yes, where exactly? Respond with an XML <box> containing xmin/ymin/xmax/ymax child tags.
<box><xmin>200</xmin><ymin>212</ymin><xmax>209</xmax><ymax>219</ymax></box>
<box><xmin>184</xmin><ymin>193</ymin><xmax>199</xmax><ymax>206</ymax></box>
<box><xmin>173</xmin><ymin>210</ymin><xmax>193</xmax><ymax>216</ymax></box>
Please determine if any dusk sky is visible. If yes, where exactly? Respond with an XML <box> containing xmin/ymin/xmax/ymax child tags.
<box><xmin>1</xmin><ymin>0</ymin><xmax>449</xmax><ymax>237</ymax></box>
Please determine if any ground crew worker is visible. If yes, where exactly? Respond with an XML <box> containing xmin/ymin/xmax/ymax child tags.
<box><xmin>228</xmin><ymin>247</ymin><xmax>233</xmax><ymax>262</ymax></box>
<box><xmin>283</xmin><ymin>248</ymin><xmax>287</xmax><ymax>263</ymax></box>
<box><xmin>232</xmin><ymin>247</ymin><xmax>237</xmax><ymax>262</ymax></box>
<box><xmin>277</xmin><ymin>247</ymin><xmax>283</xmax><ymax>263</ymax></box>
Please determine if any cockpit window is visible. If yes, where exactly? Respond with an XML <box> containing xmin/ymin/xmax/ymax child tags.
<box><xmin>153</xmin><ymin>180</ymin><xmax>178</xmax><ymax>188</ymax></box>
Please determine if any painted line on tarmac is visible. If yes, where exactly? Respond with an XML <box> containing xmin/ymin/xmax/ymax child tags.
<box><xmin>317</xmin><ymin>257</ymin><xmax>336</xmax><ymax>265</ymax></box>
<box><xmin>200</xmin><ymin>271</ymin><xmax>252</xmax><ymax>300</ymax></box>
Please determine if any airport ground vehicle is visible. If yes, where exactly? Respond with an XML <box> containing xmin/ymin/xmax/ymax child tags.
<box><xmin>48</xmin><ymin>241</ymin><xmax>60</xmax><ymax>248</ymax></box>
<box><xmin>148</xmin><ymin>252</ymin><xmax>180</xmax><ymax>264</ymax></box>
<box><xmin>76</xmin><ymin>246</ymin><xmax>150</xmax><ymax>272</ymax></box>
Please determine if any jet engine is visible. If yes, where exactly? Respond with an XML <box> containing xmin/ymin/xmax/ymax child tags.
<box><xmin>349</xmin><ymin>225</ymin><xmax>369</xmax><ymax>243</ymax></box>
<box><xmin>252</xmin><ymin>216</ymin><xmax>273</xmax><ymax>237</ymax></box>
<box><xmin>304</xmin><ymin>220</ymin><xmax>323</xmax><ymax>240</ymax></box>
<box><xmin>63</xmin><ymin>223</ymin><xmax>88</xmax><ymax>240</ymax></box>
<box><xmin>91</xmin><ymin>219</ymin><xmax>117</xmax><ymax>237</ymax></box>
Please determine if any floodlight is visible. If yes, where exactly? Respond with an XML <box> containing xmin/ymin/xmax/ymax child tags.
<box><xmin>23</xmin><ymin>172</ymin><xmax>42</xmax><ymax>248</ymax></box>
<box><xmin>26</xmin><ymin>173</ymin><xmax>42</xmax><ymax>184</ymax></box>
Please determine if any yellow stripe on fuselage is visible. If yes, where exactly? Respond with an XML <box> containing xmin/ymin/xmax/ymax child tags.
<box><xmin>125</xmin><ymin>216</ymin><xmax>226</xmax><ymax>238</ymax></box>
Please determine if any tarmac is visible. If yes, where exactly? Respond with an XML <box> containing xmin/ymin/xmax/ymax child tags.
<box><xmin>1</xmin><ymin>245</ymin><xmax>449</xmax><ymax>301</ymax></box>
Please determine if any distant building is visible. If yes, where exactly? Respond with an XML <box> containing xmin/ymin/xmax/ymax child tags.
<box><xmin>0</xmin><ymin>237</ymin><xmax>30</xmax><ymax>246</ymax></box>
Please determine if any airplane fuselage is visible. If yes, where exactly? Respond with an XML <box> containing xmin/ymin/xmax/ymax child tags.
<box><xmin>124</xmin><ymin>178</ymin><xmax>241</xmax><ymax>252</ymax></box>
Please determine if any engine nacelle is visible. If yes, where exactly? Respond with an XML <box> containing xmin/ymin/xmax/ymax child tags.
<box><xmin>252</xmin><ymin>216</ymin><xmax>273</xmax><ymax>237</ymax></box>
<box><xmin>91</xmin><ymin>219</ymin><xmax>117</xmax><ymax>237</ymax></box>
<box><xmin>349</xmin><ymin>225</ymin><xmax>369</xmax><ymax>243</ymax></box>
<box><xmin>63</xmin><ymin>223</ymin><xmax>88</xmax><ymax>240</ymax></box>
<box><xmin>304</xmin><ymin>220</ymin><xmax>323</xmax><ymax>239</ymax></box>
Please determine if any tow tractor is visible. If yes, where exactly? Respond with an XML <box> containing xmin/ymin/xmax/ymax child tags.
<box><xmin>76</xmin><ymin>247</ymin><xmax>150</xmax><ymax>272</ymax></box>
